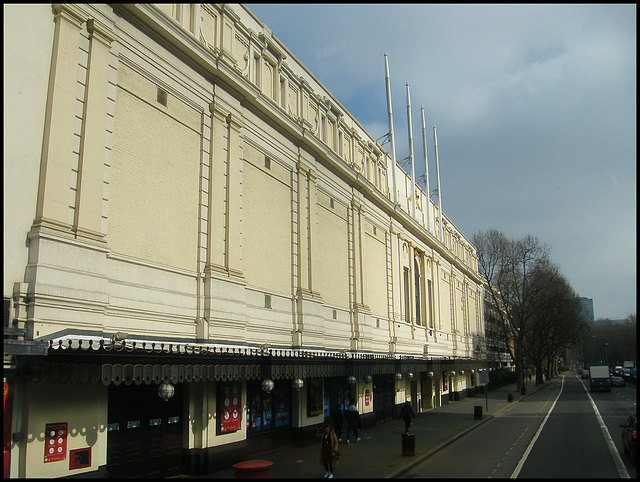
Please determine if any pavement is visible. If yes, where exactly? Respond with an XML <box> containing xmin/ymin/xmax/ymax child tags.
<box><xmin>198</xmin><ymin>375</ymin><xmax>560</xmax><ymax>479</ymax></box>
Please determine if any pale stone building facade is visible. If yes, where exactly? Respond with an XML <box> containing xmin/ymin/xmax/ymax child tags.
<box><xmin>4</xmin><ymin>4</ymin><xmax>486</xmax><ymax>477</ymax></box>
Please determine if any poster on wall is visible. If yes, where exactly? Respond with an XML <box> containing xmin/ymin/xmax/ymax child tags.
<box><xmin>261</xmin><ymin>395</ymin><xmax>272</xmax><ymax>430</ymax></box>
<box><xmin>44</xmin><ymin>422</ymin><xmax>67</xmax><ymax>463</ymax></box>
<box><xmin>220</xmin><ymin>381</ymin><xmax>241</xmax><ymax>433</ymax></box>
<box><xmin>307</xmin><ymin>378</ymin><xmax>324</xmax><ymax>417</ymax></box>
<box><xmin>273</xmin><ymin>388</ymin><xmax>290</xmax><ymax>428</ymax></box>
<box><xmin>249</xmin><ymin>393</ymin><xmax>262</xmax><ymax>431</ymax></box>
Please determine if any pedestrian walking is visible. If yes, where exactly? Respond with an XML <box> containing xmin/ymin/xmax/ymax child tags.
<box><xmin>332</xmin><ymin>403</ymin><xmax>344</xmax><ymax>442</ymax></box>
<box><xmin>345</xmin><ymin>398</ymin><xmax>361</xmax><ymax>443</ymax></box>
<box><xmin>400</xmin><ymin>400</ymin><xmax>415</xmax><ymax>434</ymax></box>
<box><xmin>318</xmin><ymin>424</ymin><xmax>339</xmax><ymax>478</ymax></box>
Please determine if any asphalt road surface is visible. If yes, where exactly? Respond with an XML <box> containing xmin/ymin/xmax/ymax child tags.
<box><xmin>403</xmin><ymin>374</ymin><xmax>635</xmax><ymax>478</ymax></box>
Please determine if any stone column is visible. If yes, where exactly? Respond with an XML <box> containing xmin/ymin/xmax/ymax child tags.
<box><xmin>389</xmin><ymin>222</ymin><xmax>403</xmax><ymax>323</ymax></box>
<box><xmin>206</xmin><ymin>101</ymin><xmax>230</xmax><ymax>274</ymax></box>
<box><xmin>225</xmin><ymin>113</ymin><xmax>243</xmax><ymax>279</ymax></box>
<box><xmin>73</xmin><ymin>17</ymin><xmax>115</xmax><ymax>243</ymax></box>
<box><xmin>295</xmin><ymin>159</ymin><xmax>319</xmax><ymax>296</ymax></box>
<box><xmin>34</xmin><ymin>4</ymin><xmax>87</xmax><ymax>235</ymax></box>
<box><xmin>434</xmin><ymin>259</ymin><xmax>442</xmax><ymax>331</ymax></box>
<box><xmin>351</xmin><ymin>199</ymin><xmax>365</xmax><ymax>309</ymax></box>
<box><xmin>296</xmin><ymin>161</ymin><xmax>310</xmax><ymax>296</ymax></box>
<box><xmin>408</xmin><ymin>241</ymin><xmax>415</xmax><ymax>329</ymax></box>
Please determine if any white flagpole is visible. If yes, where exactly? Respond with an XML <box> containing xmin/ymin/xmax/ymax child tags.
<box><xmin>406</xmin><ymin>83</ymin><xmax>416</xmax><ymax>218</ymax></box>
<box><xmin>421</xmin><ymin>107</ymin><xmax>430</xmax><ymax>230</ymax></box>
<box><xmin>433</xmin><ymin>125</ymin><xmax>443</xmax><ymax>241</ymax></box>
<box><xmin>384</xmin><ymin>53</ymin><xmax>398</xmax><ymax>205</ymax></box>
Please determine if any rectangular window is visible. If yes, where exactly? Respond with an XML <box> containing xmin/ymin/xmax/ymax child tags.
<box><xmin>157</xmin><ymin>87</ymin><xmax>167</xmax><ymax>106</ymax></box>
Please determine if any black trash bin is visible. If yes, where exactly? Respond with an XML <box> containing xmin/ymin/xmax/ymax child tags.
<box><xmin>474</xmin><ymin>405</ymin><xmax>483</xmax><ymax>420</ymax></box>
<box><xmin>402</xmin><ymin>432</ymin><xmax>415</xmax><ymax>456</ymax></box>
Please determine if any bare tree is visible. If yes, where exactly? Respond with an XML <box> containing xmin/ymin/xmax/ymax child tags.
<box><xmin>474</xmin><ymin>229</ymin><xmax>551</xmax><ymax>394</ymax></box>
<box><xmin>523</xmin><ymin>265</ymin><xmax>587</xmax><ymax>384</ymax></box>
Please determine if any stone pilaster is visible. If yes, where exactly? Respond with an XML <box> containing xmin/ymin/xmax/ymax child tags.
<box><xmin>33</xmin><ymin>4</ymin><xmax>87</xmax><ymax>237</ymax></box>
<box><xmin>72</xmin><ymin>17</ymin><xmax>115</xmax><ymax>243</ymax></box>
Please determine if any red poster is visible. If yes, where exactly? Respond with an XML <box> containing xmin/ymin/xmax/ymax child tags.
<box><xmin>364</xmin><ymin>390</ymin><xmax>370</xmax><ymax>407</ymax></box>
<box><xmin>44</xmin><ymin>422</ymin><xmax>67</xmax><ymax>463</ymax></box>
<box><xmin>220</xmin><ymin>382</ymin><xmax>241</xmax><ymax>433</ymax></box>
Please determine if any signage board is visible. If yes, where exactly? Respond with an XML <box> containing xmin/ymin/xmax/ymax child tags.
<box><xmin>44</xmin><ymin>422</ymin><xmax>67</xmax><ymax>463</ymax></box>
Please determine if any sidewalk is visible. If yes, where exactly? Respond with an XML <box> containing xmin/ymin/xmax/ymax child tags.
<box><xmin>198</xmin><ymin>377</ymin><xmax>557</xmax><ymax>479</ymax></box>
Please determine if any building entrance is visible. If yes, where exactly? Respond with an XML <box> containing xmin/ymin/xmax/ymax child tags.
<box><xmin>106</xmin><ymin>382</ymin><xmax>183</xmax><ymax>478</ymax></box>
<box><xmin>373</xmin><ymin>374</ymin><xmax>395</xmax><ymax>424</ymax></box>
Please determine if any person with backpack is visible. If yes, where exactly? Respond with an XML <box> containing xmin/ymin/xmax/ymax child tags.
<box><xmin>345</xmin><ymin>398</ymin><xmax>361</xmax><ymax>444</ymax></box>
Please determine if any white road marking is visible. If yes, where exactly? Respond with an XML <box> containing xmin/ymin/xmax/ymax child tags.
<box><xmin>578</xmin><ymin>376</ymin><xmax>630</xmax><ymax>479</ymax></box>
<box><xmin>510</xmin><ymin>375</ymin><xmax>565</xmax><ymax>478</ymax></box>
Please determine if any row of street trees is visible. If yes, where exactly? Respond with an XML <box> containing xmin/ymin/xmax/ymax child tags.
<box><xmin>581</xmin><ymin>315</ymin><xmax>636</xmax><ymax>367</ymax></box>
<box><xmin>473</xmin><ymin>229</ymin><xmax>588</xmax><ymax>393</ymax></box>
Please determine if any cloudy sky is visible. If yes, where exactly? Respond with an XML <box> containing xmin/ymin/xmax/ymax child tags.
<box><xmin>244</xmin><ymin>4</ymin><xmax>636</xmax><ymax>320</ymax></box>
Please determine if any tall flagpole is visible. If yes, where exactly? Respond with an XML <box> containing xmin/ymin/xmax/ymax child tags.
<box><xmin>421</xmin><ymin>107</ymin><xmax>430</xmax><ymax>230</ymax></box>
<box><xmin>406</xmin><ymin>83</ymin><xmax>416</xmax><ymax>218</ymax></box>
<box><xmin>384</xmin><ymin>53</ymin><xmax>398</xmax><ymax>205</ymax></box>
<box><xmin>433</xmin><ymin>125</ymin><xmax>443</xmax><ymax>241</ymax></box>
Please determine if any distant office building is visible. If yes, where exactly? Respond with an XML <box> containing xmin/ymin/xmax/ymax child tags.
<box><xmin>579</xmin><ymin>297</ymin><xmax>595</xmax><ymax>322</ymax></box>
<box><xmin>482</xmin><ymin>288</ymin><xmax>513</xmax><ymax>370</ymax></box>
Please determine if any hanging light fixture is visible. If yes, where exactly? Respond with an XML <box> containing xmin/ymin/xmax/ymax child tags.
<box><xmin>363</xmin><ymin>375</ymin><xmax>372</xmax><ymax>384</ymax></box>
<box><xmin>293</xmin><ymin>378</ymin><xmax>304</xmax><ymax>391</ymax></box>
<box><xmin>395</xmin><ymin>372</ymin><xmax>403</xmax><ymax>380</ymax></box>
<box><xmin>407</xmin><ymin>372</ymin><xmax>414</xmax><ymax>379</ymax></box>
<box><xmin>158</xmin><ymin>382</ymin><xmax>175</xmax><ymax>401</ymax></box>
<box><xmin>347</xmin><ymin>375</ymin><xmax>357</xmax><ymax>385</ymax></box>
<box><xmin>427</xmin><ymin>371</ymin><xmax>434</xmax><ymax>377</ymax></box>
<box><xmin>261</xmin><ymin>379</ymin><xmax>274</xmax><ymax>393</ymax></box>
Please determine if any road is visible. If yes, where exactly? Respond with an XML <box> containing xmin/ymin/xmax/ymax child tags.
<box><xmin>402</xmin><ymin>374</ymin><xmax>636</xmax><ymax>478</ymax></box>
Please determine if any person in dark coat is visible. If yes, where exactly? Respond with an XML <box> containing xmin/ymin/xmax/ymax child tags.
<box><xmin>318</xmin><ymin>424</ymin><xmax>339</xmax><ymax>478</ymax></box>
<box><xmin>332</xmin><ymin>403</ymin><xmax>344</xmax><ymax>442</ymax></box>
<box><xmin>345</xmin><ymin>398</ymin><xmax>361</xmax><ymax>443</ymax></box>
<box><xmin>400</xmin><ymin>400</ymin><xmax>415</xmax><ymax>434</ymax></box>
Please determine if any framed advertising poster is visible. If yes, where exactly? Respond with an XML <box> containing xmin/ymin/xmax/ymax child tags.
<box><xmin>306</xmin><ymin>378</ymin><xmax>323</xmax><ymax>417</ymax></box>
<box><xmin>44</xmin><ymin>422</ymin><xmax>67</xmax><ymax>463</ymax></box>
<box><xmin>219</xmin><ymin>381</ymin><xmax>241</xmax><ymax>433</ymax></box>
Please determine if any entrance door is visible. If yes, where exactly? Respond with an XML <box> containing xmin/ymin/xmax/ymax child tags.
<box><xmin>107</xmin><ymin>382</ymin><xmax>183</xmax><ymax>478</ymax></box>
<box><xmin>373</xmin><ymin>375</ymin><xmax>394</xmax><ymax>424</ymax></box>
